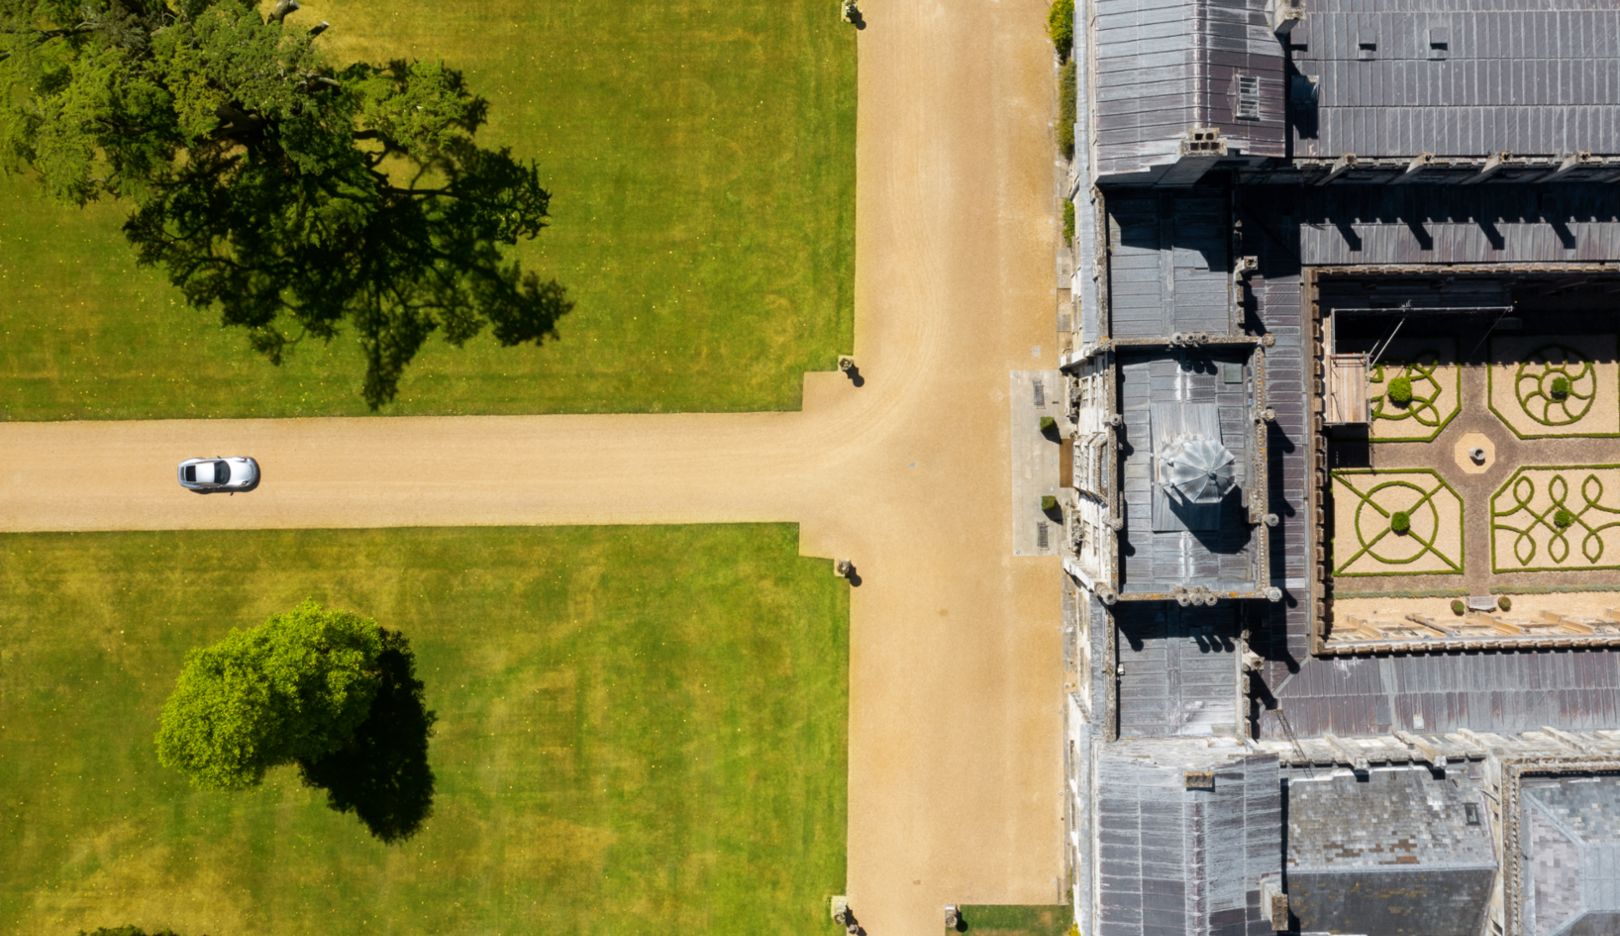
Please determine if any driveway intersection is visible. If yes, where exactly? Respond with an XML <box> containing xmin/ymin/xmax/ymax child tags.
<box><xmin>0</xmin><ymin>3</ymin><xmax>1065</xmax><ymax>932</ymax></box>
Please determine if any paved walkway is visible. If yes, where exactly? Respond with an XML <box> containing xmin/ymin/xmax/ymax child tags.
<box><xmin>0</xmin><ymin>2</ymin><xmax>1065</xmax><ymax>932</ymax></box>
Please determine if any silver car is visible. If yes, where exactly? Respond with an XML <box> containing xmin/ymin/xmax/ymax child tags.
<box><xmin>178</xmin><ymin>456</ymin><xmax>260</xmax><ymax>494</ymax></box>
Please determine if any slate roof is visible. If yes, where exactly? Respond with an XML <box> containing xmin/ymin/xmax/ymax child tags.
<box><xmin>1115</xmin><ymin>603</ymin><xmax>1240</xmax><ymax>738</ymax></box>
<box><xmin>1520</xmin><ymin>774</ymin><xmax>1620</xmax><ymax>936</ymax></box>
<box><xmin>1093</xmin><ymin>742</ymin><xmax>1280</xmax><ymax>936</ymax></box>
<box><xmin>1286</xmin><ymin>766</ymin><xmax>1496</xmax><ymax>936</ymax></box>
<box><xmin>1106</xmin><ymin>191</ymin><xmax>1232</xmax><ymax>338</ymax></box>
<box><xmin>1089</xmin><ymin>0</ymin><xmax>1285</xmax><ymax>179</ymax></box>
<box><xmin>1071</xmin><ymin>6</ymin><xmax>1620</xmax><ymax>934</ymax></box>
<box><xmin>1118</xmin><ymin>351</ymin><xmax>1259</xmax><ymax>594</ymax></box>
<box><xmin>1291</xmin><ymin>0</ymin><xmax>1620</xmax><ymax>159</ymax></box>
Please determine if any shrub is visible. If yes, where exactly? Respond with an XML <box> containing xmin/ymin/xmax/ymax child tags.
<box><xmin>1058</xmin><ymin>57</ymin><xmax>1077</xmax><ymax>160</ymax></box>
<box><xmin>1550</xmin><ymin>375</ymin><xmax>1572</xmax><ymax>400</ymax></box>
<box><xmin>1041</xmin><ymin>494</ymin><xmax>1059</xmax><ymax>513</ymax></box>
<box><xmin>1387</xmin><ymin>376</ymin><xmax>1414</xmax><ymax>406</ymax></box>
<box><xmin>1498</xmin><ymin>595</ymin><xmax>1513</xmax><ymax>612</ymax></box>
<box><xmin>1040</xmin><ymin>414</ymin><xmax>1057</xmax><ymax>433</ymax></box>
<box><xmin>1390</xmin><ymin>511</ymin><xmax>1411</xmax><ymax>535</ymax></box>
<box><xmin>1554</xmin><ymin>508</ymin><xmax>1575</xmax><ymax>529</ymax></box>
<box><xmin>1063</xmin><ymin>199</ymin><xmax>1076</xmax><ymax>246</ymax></box>
<box><xmin>1048</xmin><ymin>0</ymin><xmax>1075</xmax><ymax>61</ymax></box>
<box><xmin>1451</xmin><ymin>599</ymin><xmax>1467</xmax><ymax>616</ymax></box>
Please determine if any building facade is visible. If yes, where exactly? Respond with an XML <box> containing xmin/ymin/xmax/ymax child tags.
<box><xmin>1061</xmin><ymin>2</ymin><xmax>1620</xmax><ymax>933</ymax></box>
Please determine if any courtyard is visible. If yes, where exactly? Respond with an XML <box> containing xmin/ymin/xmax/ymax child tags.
<box><xmin>1323</xmin><ymin>284</ymin><xmax>1620</xmax><ymax>650</ymax></box>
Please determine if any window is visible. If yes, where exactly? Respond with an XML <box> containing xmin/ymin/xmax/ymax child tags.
<box><xmin>1235</xmin><ymin>75</ymin><xmax>1261</xmax><ymax>121</ymax></box>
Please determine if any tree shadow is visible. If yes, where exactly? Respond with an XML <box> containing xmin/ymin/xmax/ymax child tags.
<box><xmin>298</xmin><ymin>630</ymin><xmax>436</xmax><ymax>842</ymax></box>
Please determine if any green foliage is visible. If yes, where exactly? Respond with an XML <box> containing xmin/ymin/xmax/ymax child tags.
<box><xmin>1040</xmin><ymin>494</ymin><xmax>1059</xmax><ymax>512</ymax></box>
<box><xmin>1550</xmin><ymin>375</ymin><xmax>1572</xmax><ymax>400</ymax></box>
<box><xmin>1450</xmin><ymin>598</ymin><xmax>1467</xmax><ymax>616</ymax></box>
<box><xmin>1387</xmin><ymin>375</ymin><xmax>1414</xmax><ymax>406</ymax></box>
<box><xmin>1498</xmin><ymin>595</ymin><xmax>1513</xmax><ymax>612</ymax></box>
<box><xmin>1048</xmin><ymin>0</ymin><xmax>1075</xmax><ymax>61</ymax></box>
<box><xmin>1058</xmin><ymin>57</ymin><xmax>1077</xmax><ymax>159</ymax></box>
<box><xmin>1039</xmin><ymin>414</ymin><xmax>1057</xmax><ymax>432</ymax></box>
<box><xmin>80</xmin><ymin>928</ymin><xmax>183</xmax><ymax>936</ymax></box>
<box><xmin>156</xmin><ymin>600</ymin><xmax>386</xmax><ymax>790</ymax></box>
<box><xmin>298</xmin><ymin>629</ymin><xmax>437</xmax><ymax>842</ymax></box>
<box><xmin>1390</xmin><ymin>511</ymin><xmax>1411</xmax><ymax>535</ymax></box>
<box><xmin>1554</xmin><ymin>507</ymin><xmax>1575</xmax><ymax>529</ymax></box>
<box><xmin>0</xmin><ymin>0</ymin><xmax>570</xmax><ymax>409</ymax></box>
<box><xmin>1063</xmin><ymin>199</ymin><xmax>1075</xmax><ymax>245</ymax></box>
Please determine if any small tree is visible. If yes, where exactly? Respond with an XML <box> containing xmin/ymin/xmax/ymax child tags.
<box><xmin>1554</xmin><ymin>508</ymin><xmax>1575</xmax><ymax>529</ymax></box>
<box><xmin>1041</xmin><ymin>494</ymin><xmax>1059</xmax><ymax>513</ymax></box>
<box><xmin>156</xmin><ymin>601</ymin><xmax>386</xmax><ymax>790</ymax></box>
<box><xmin>1451</xmin><ymin>599</ymin><xmax>1467</xmax><ymax>616</ymax></box>
<box><xmin>1550</xmin><ymin>375</ymin><xmax>1572</xmax><ymax>400</ymax></box>
<box><xmin>1390</xmin><ymin>511</ymin><xmax>1411</xmax><ymax>535</ymax></box>
<box><xmin>1498</xmin><ymin>596</ymin><xmax>1514</xmax><ymax>612</ymax></box>
<box><xmin>1063</xmin><ymin>200</ymin><xmax>1076</xmax><ymax>245</ymax></box>
<box><xmin>1387</xmin><ymin>376</ymin><xmax>1415</xmax><ymax>406</ymax></box>
<box><xmin>1048</xmin><ymin>0</ymin><xmax>1075</xmax><ymax>62</ymax></box>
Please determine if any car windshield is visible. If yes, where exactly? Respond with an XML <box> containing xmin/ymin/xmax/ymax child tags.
<box><xmin>213</xmin><ymin>461</ymin><xmax>230</xmax><ymax>483</ymax></box>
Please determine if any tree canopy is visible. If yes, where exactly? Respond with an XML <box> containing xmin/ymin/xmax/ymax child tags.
<box><xmin>156</xmin><ymin>600</ymin><xmax>387</xmax><ymax>790</ymax></box>
<box><xmin>0</xmin><ymin>0</ymin><xmax>571</xmax><ymax>408</ymax></box>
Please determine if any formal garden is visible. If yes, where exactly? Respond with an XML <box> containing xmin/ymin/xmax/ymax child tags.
<box><xmin>0</xmin><ymin>525</ymin><xmax>847</xmax><ymax>934</ymax></box>
<box><xmin>1330</xmin><ymin>469</ymin><xmax>1464</xmax><ymax>578</ymax></box>
<box><xmin>1366</xmin><ymin>338</ymin><xmax>1460</xmax><ymax>442</ymax></box>
<box><xmin>0</xmin><ymin>0</ymin><xmax>855</xmax><ymax>419</ymax></box>
<box><xmin>1326</xmin><ymin>324</ymin><xmax>1620</xmax><ymax>643</ymax></box>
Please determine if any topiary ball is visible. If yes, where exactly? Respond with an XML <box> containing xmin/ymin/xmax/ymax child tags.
<box><xmin>1390</xmin><ymin>511</ymin><xmax>1412</xmax><ymax>535</ymax></box>
<box><xmin>1549</xmin><ymin>375</ymin><xmax>1572</xmax><ymax>401</ymax></box>
<box><xmin>1387</xmin><ymin>376</ymin><xmax>1414</xmax><ymax>407</ymax></box>
<box><xmin>1498</xmin><ymin>595</ymin><xmax>1513</xmax><ymax>612</ymax></box>
<box><xmin>1554</xmin><ymin>508</ymin><xmax>1575</xmax><ymax>529</ymax></box>
<box><xmin>1451</xmin><ymin>598</ymin><xmax>1467</xmax><ymax>616</ymax></box>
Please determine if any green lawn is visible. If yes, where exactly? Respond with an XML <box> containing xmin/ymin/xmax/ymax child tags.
<box><xmin>0</xmin><ymin>525</ymin><xmax>847</xmax><ymax>934</ymax></box>
<box><xmin>952</xmin><ymin>905</ymin><xmax>1074</xmax><ymax>936</ymax></box>
<box><xmin>0</xmin><ymin>0</ymin><xmax>855</xmax><ymax>420</ymax></box>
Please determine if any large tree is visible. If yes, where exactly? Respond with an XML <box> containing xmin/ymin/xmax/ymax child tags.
<box><xmin>0</xmin><ymin>0</ymin><xmax>571</xmax><ymax>408</ymax></box>
<box><xmin>156</xmin><ymin>600</ymin><xmax>388</xmax><ymax>790</ymax></box>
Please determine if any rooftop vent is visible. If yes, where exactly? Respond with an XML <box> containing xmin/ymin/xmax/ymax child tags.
<box><xmin>1427</xmin><ymin>26</ymin><xmax>1449</xmax><ymax>60</ymax></box>
<box><xmin>1357</xmin><ymin>36</ymin><xmax>1377</xmax><ymax>60</ymax></box>
<box><xmin>1235</xmin><ymin>75</ymin><xmax>1262</xmax><ymax>121</ymax></box>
